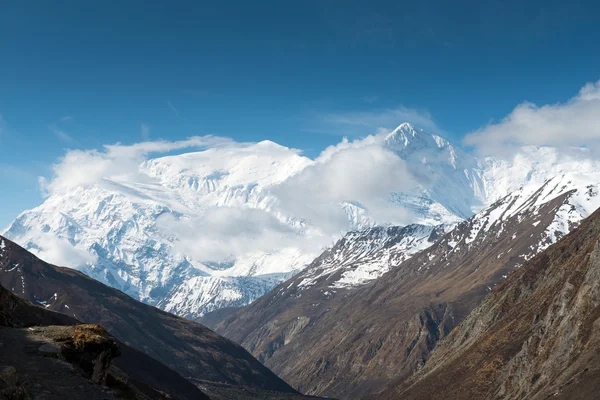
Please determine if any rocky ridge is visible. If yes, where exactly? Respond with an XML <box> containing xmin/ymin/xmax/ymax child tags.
<box><xmin>0</xmin><ymin>282</ymin><xmax>208</xmax><ymax>400</ymax></box>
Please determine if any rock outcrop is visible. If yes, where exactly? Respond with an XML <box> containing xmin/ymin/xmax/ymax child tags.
<box><xmin>34</xmin><ymin>325</ymin><xmax>120</xmax><ymax>385</ymax></box>
<box><xmin>0</xmin><ymin>282</ymin><xmax>210</xmax><ymax>400</ymax></box>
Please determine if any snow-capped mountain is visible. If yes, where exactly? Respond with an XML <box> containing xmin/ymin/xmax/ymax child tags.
<box><xmin>383</xmin><ymin>124</ymin><xmax>484</xmax><ymax>223</ymax></box>
<box><xmin>213</xmin><ymin>173</ymin><xmax>600</xmax><ymax>399</ymax></box>
<box><xmin>420</xmin><ymin>172</ymin><xmax>600</xmax><ymax>271</ymax></box>
<box><xmin>293</xmin><ymin>223</ymin><xmax>446</xmax><ymax>292</ymax></box>
<box><xmin>5</xmin><ymin>140</ymin><xmax>318</xmax><ymax>318</ymax></box>
<box><xmin>4</xmin><ymin>123</ymin><xmax>600</xmax><ymax>319</ymax></box>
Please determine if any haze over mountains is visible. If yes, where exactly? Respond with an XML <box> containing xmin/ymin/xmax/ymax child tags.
<box><xmin>4</xmin><ymin>123</ymin><xmax>599</xmax><ymax>320</ymax></box>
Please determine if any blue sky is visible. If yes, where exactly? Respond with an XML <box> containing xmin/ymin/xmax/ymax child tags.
<box><xmin>1</xmin><ymin>0</ymin><xmax>600</xmax><ymax>227</ymax></box>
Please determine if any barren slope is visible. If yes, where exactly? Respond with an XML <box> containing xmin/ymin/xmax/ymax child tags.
<box><xmin>393</xmin><ymin>207</ymin><xmax>600</xmax><ymax>399</ymax></box>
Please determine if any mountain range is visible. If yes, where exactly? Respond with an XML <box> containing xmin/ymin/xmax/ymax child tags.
<box><xmin>3</xmin><ymin>122</ymin><xmax>600</xmax><ymax>399</ymax></box>
<box><xmin>5</xmin><ymin>123</ymin><xmax>599</xmax><ymax>322</ymax></box>
<box><xmin>213</xmin><ymin>172</ymin><xmax>600</xmax><ymax>398</ymax></box>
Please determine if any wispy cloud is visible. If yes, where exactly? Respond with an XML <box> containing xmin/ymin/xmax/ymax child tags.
<box><xmin>465</xmin><ymin>79</ymin><xmax>600</xmax><ymax>156</ymax></box>
<box><xmin>361</xmin><ymin>95</ymin><xmax>379</xmax><ymax>104</ymax></box>
<box><xmin>60</xmin><ymin>115</ymin><xmax>73</xmax><ymax>122</ymax></box>
<box><xmin>167</xmin><ymin>101</ymin><xmax>180</xmax><ymax>118</ymax></box>
<box><xmin>50</xmin><ymin>125</ymin><xmax>74</xmax><ymax>142</ymax></box>
<box><xmin>140</xmin><ymin>123</ymin><xmax>150</xmax><ymax>140</ymax></box>
<box><xmin>320</xmin><ymin>105</ymin><xmax>442</xmax><ymax>136</ymax></box>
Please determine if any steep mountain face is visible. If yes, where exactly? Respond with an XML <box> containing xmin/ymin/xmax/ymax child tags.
<box><xmin>215</xmin><ymin>174</ymin><xmax>600</xmax><ymax>399</ymax></box>
<box><xmin>292</xmin><ymin>223</ymin><xmax>443</xmax><ymax>292</ymax></box>
<box><xmin>393</xmin><ymin>206</ymin><xmax>600</xmax><ymax>400</ymax></box>
<box><xmin>4</xmin><ymin>123</ymin><xmax>600</xmax><ymax>320</ymax></box>
<box><xmin>0</xmin><ymin>234</ymin><xmax>298</xmax><ymax>397</ymax></box>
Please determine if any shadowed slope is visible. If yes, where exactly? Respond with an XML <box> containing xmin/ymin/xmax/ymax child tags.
<box><xmin>0</xmin><ymin>234</ymin><xmax>296</xmax><ymax>395</ymax></box>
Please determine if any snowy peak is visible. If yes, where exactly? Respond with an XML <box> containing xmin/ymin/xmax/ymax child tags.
<box><xmin>383</xmin><ymin>122</ymin><xmax>420</xmax><ymax>147</ymax></box>
<box><xmin>383</xmin><ymin>123</ymin><xmax>469</xmax><ymax>167</ymax></box>
<box><xmin>384</xmin><ymin>123</ymin><xmax>441</xmax><ymax>154</ymax></box>
<box><xmin>3</xmin><ymin>142</ymin><xmax>319</xmax><ymax>319</ymax></box>
<box><xmin>381</xmin><ymin>124</ymin><xmax>484</xmax><ymax>222</ymax></box>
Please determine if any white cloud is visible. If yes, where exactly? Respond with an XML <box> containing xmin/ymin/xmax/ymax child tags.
<box><xmin>321</xmin><ymin>105</ymin><xmax>441</xmax><ymax>135</ymax></box>
<box><xmin>156</xmin><ymin>207</ymin><xmax>304</xmax><ymax>262</ymax></box>
<box><xmin>152</xmin><ymin>135</ymin><xmax>416</xmax><ymax>262</ymax></box>
<box><xmin>465</xmin><ymin>80</ymin><xmax>600</xmax><ymax>156</ymax></box>
<box><xmin>39</xmin><ymin>135</ymin><xmax>234</xmax><ymax>197</ymax></box>
<box><xmin>273</xmin><ymin>135</ymin><xmax>417</xmax><ymax>234</ymax></box>
<box><xmin>27</xmin><ymin>231</ymin><xmax>97</xmax><ymax>267</ymax></box>
<box><xmin>60</xmin><ymin>115</ymin><xmax>73</xmax><ymax>122</ymax></box>
<box><xmin>40</xmin><ymin>132</ymin><xmax>416</xmax><ymax>263</ymax></box>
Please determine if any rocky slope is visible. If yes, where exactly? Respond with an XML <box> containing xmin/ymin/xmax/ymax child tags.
<box><xmin>6</xmin><ymin>123</ymin><xmax>598</xmax><ymax>320</ymax></box>
<box><xmin>0</xmin><ymin>283</ymin><xmax>209</xmax><ymax>400</ymax></box>
<box><xmin>393</xmin><ymin>206</ymin><xmax>600</xmax><ymax>400</ymax></box>
<box><xmin>215</xmin><ymin>174</ymin><xmax>600</xmax><ymax>399</ymax></box>
<box><xmin>0</xmin><ymin>234</ymin><xmax>300</xmax><ymax>397</ymax></box>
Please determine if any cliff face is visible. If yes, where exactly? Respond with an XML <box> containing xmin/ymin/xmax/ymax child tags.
<box><xmin>392</xmin><ymin>207</ymin><xmax>600</xmax><ymax>400</ymax></box>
